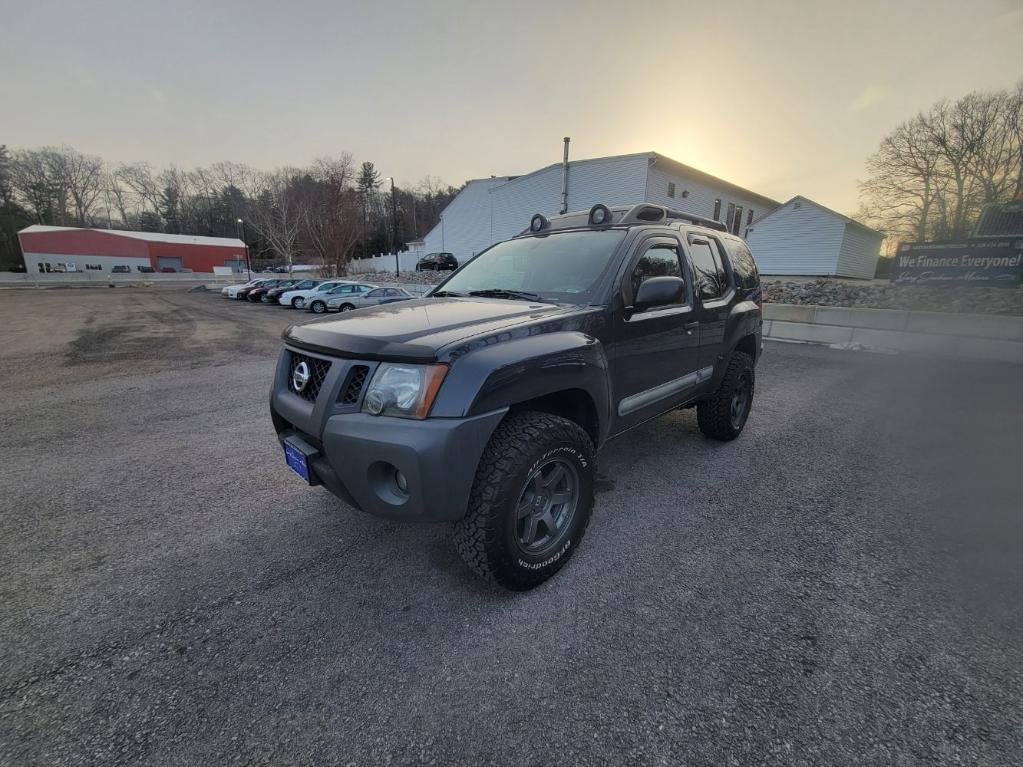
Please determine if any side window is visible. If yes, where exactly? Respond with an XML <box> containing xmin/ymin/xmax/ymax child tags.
<box><xmin>630</xmin><ymin>242</ymin><xmax>685</xmax><ymax>303</ymax></box>
<box><xmin>687</xmin><ymin>236</ymin><xmax>729</xmax><ymax>301</ymax></box>
<box><xmin>723</xmin><ymin>239</ymin><xmax>759</xmax><ymax>290</ymax></box>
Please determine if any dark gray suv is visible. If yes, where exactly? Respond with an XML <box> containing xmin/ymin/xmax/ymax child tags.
<box><xmin>270</xmin><ymin>203</ymin><xmax>763</xmax><ymax>589</ymax></box>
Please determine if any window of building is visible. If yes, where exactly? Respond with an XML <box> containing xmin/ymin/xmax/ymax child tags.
<box><xmin>630</xmin><ymin>243</ymin><xmax>684</xmax><ymax>302</ymax></box>
<box><xmin>687</xmin><ymin>235</ymin><xmax>729</xmax><ymax>301</ymax></box>
<box><xmin>726</xmin><ymin>203</ymin><xmax>735</xmax><ymax>232</ymax></box>
<box><xmin>713</xmin><ymin>199</ymin><xmax>721</xmax><ymax>220</ymax></box>
<box><xmin>667</xmin><ymin>181</ymin><xmax>676</xmax><ymax>198</ymax></box>
<box><xmin>732</xmin><ymin>205</ymin><xmax>744</xmax><ymax>235</ymax></box>
<box><xmin>747</xmin><ymin>208</ymin><xmax>754</xmax><ymax>226</ymax></box>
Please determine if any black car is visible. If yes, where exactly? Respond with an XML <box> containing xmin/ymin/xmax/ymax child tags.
<box><xmin>415</xmin><ymin>252</ymin><xmax>458</xmax><ymax>271</ymax></box>
<box><xmin>271</xmin><ymin>203</ymin><xmax>762</xmax><ymax>590</ymax></box>
<box><xmin>262</xmin><ymin>279</ymin><xmax>313</xmax><ymax>304</ymax></box>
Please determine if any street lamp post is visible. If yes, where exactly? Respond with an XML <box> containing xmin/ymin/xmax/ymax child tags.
<box><xmin>384</xmin><ymin>176</ymin><xmax>399</xmax><ymax>277</ymax></box>
<box><xmin>236</xmin><ymin>218</ymin><xmax>251</xmax><ymax>280</ymax></box>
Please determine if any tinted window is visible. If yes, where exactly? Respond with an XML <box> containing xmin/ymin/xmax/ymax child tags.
<box><xmin>630</xmin><ymin>243</ymin><xmax>683</xmax><ymax>300</ymax></box>
<box><xmin>687</xmin><ymin>236</ymin><xmax>729</xmax><ymax>300</ymax></box>
<box><xmin>723</xmin><ymin>239</ymin><xmax>759</xmax><ymax>290</ymax></box>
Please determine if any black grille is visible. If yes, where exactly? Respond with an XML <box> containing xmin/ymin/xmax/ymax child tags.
<box><xmin>340</xmin><ymin>365</ymin><xmax>370</xmax><ymax>404</ymax></box>
<box><xmin>288</xmin><ymin>352</ymin><xmax>331</xmax><ymax>402</ymax></box>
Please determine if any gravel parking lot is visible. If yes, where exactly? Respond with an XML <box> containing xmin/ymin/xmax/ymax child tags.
<box><xmin>1</xmin><ymin>287</ymin><xmax>1021</xmax><ymax>765</ymax></box>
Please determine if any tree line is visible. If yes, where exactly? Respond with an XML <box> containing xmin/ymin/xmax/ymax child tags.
<box><xmin>859</xmin><ymin>82</ymin><xmax>1023</xmax><ymax>249</ymax></box>
<box><xmin>0</xmin><ymin>147</ymin><xmax>459</xmax><ymax>273</ymax></box>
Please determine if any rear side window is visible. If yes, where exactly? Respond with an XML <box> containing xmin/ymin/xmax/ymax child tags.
<box><xmin>722</xmin><ymin>239</ymin><xmax>759</xmax><ymax>290</ymax></box>
<box><xmin>687</xmin><ymin>236</ymin><xmax>729</xmax><ymax>301</ymax></box>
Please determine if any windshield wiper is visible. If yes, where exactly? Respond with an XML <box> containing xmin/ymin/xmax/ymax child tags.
<box><xmin>467</xmin><ymin>289</ymin><xmax>546</xmax><ymax>302</ymax></box>
<box><xmin>430</xmin><ymin>289</ymin><xmax>465</xmax><ymax>297</ymax></box>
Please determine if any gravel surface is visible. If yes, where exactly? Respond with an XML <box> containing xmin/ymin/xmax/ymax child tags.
<box><xmin>346</xmin><ymin>269</ymin><xmax>447</xmax><ymax>286</ymax></box>
<box><xmin>1</xmin><ymin>289</ymin><xmax>1021</xmax><ymax>765</ymax></box>
<box><xmin>763</xmin><ymin>278</ymin><xmax>1023</xmax><ymax>316</ymax></box>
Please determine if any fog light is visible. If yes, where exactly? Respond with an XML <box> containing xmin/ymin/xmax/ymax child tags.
<box><xmin>395</xmin><ymin>470</ymin><xmax>408</xmax><ymax>494</ymax></box>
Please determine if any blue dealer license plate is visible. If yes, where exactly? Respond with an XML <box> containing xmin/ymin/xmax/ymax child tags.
<box><xmin>283</xmin><ymin>441</ymin><xmax>311</xmax><ymax>483</ymax></box>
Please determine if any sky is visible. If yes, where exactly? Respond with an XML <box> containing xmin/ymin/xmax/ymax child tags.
<box><xmin>2</xmin><ymin>0</ymin><xmax>1022</xmax><ymax>214</ymax></box>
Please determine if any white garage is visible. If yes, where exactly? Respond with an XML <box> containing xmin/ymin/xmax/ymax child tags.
<box><xmin>745</xmin><ymin>196</ymin><xmax>883</xmax><ymax>279</ymax></box>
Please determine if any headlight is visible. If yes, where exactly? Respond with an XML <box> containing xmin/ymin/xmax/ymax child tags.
<box><xmin>362</xmin><ymin>363</ymin><xmax>448</xmax><ymax>419</ymax></box>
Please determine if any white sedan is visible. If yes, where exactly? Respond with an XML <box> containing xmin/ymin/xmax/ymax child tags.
<box><xmin>279</xmin><ymin>280</ymin><xmax>354</xmax><ymax>309</ymax></box>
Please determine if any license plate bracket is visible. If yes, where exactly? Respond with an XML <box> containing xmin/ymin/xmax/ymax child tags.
<box><xmin>282</xmin><ymin>435</ymin><xmax>319</xmax><ymax>485</ymax></box>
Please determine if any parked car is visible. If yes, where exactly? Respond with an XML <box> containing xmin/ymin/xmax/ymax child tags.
<box><xmin>111</xmin><ymin>265</ymin><xmax>132</xmax><ymax>274</ymax></box>
<box><xmin>271</xmin><ymin>203</ymin><xmax>762</xmax><ymax>589</ymax></box>
<box><xmin>236</xmin><ymin>279</ymin><xmax>277</xmax><ymax>300</ymax></box>
<box><xmin>416</xmin><ymin>252</ymin><xmax>458</xmax><ymax>271</ymax></box>
<box><xmin>283</xmin><ymin>280</ymin><xmax>355</xmax><ymax>311</ymax></box>
<box><xmin>247</xmin><ymin>279</ymin><xmax>293</xmax><ymax>302</ymax></box>
<box><xmin>260</xmin><ymin>279</ymin><xmax>303</xmax><ymax>303</ymax></box>
<box><xmin>264</xmin><ymin>279</ymin><xmax>320</xmax><ymax>306</ymax></box>
<box><xmin>325</xmin><ymin>286</ymin><xmax>413</xmax><ymax>312</ymax></box>
<box><xmin>138</xmin><ymin>265</ymin><xmax>156</xmax><ymax>273</ymax></box>
<box><xmin>305</xmin><ymin>283</ymin><xmax>376</xmax><ymax>314</ymax></box>
<box><xmin>160</xmin><ymin>266</ymin><xmax>176</xmax><ymax>273</ymax></box>
<box><xmin>223</xmin><ymin>278</ymin><xmax>266</xmax><ymax>298</ymax></box>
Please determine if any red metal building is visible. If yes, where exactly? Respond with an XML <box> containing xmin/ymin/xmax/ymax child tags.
<box><xmin>18</xmin><ymin>226</ymin><xmax>247</xmax><ymax>274</ymax></box>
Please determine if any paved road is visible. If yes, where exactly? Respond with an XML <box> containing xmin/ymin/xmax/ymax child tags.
<box><xmin>1</xmin><ymin>289</ymin><xmax>1020</xmax><ymax>765</ymax></box>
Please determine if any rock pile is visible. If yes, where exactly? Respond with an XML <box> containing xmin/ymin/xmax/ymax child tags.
<box><xmin>348</xmin><ymin>270</ymin><xmax>447</xmax><ymax>286</ymax></box>
<box><xmin>762</xmin><ymin>279</ymin><xmax>1023</xmax><ymax>316</ymax></box>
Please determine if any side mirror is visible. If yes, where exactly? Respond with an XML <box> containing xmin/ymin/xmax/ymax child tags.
<box><xmin>633</xmin><ymin>276</ymin><xmax>685</xmax><ymax>311</ymax></box>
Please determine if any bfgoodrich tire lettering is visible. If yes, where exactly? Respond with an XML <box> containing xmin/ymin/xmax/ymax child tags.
<box><xmin>453</xmin><ymin>411</ymin><xmax>595</xmax><ymax>590</ymax></box>
<box><xmin>697</xmin><ymin>350</ymin><xmax>755</xmax><ymax>441</ymax></box>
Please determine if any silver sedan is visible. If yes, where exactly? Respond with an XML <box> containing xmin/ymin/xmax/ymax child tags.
<box><xmin>325</xmin><ymin>287</ymin><xmax>414</xmax><ymax>312</ymax></box>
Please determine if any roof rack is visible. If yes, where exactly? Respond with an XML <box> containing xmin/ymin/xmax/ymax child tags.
<box><xmin>619</xmin><ymin>204</ymin><xmax>728</xmax><ymax>232</ymax></box>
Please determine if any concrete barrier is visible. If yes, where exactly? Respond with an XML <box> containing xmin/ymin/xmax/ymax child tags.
<box><xmin>763</xmin><ymin>304</ymin><xmax>1023</xmax><ymax>363</ymax></box>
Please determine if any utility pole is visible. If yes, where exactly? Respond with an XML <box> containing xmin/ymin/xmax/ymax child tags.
<box><xmin>236</xmin><ymin>218</ymin><xmax>251</xmax><ymax>280</ymax></box>
<box><xmin>387</xmin><ymin>176</ymin><xmax>399</xmax><ymax>277</ymax></box>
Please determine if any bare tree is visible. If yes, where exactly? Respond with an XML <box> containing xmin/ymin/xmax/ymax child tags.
<box><xmin>859</xmin><ymin>85</ymin><xmax>1023</xmax><ymax>246</ymax></box>
<box><xmin>302</xmin><ymin>155</ymin><xmax>363</xmax><ymax>275</ymax></box>
<box><xmin>245</xmin><ymin>168</ymin><xmax>304</xmax><ymax>271</ymax></box>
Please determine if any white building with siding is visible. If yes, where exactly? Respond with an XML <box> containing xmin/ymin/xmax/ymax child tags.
<box><xmin>420</xmin><ymin>151</ymin><xmax>779</xmax><ymax>262</ymax></box>
<box><xmin>745</xmin><ymin>196</ymin><xmax>883</xmax><ymax>279</ymax></box>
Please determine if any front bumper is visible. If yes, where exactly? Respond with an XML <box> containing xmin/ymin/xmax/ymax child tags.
<box><xmin>270</xmin><ymin>346</ymin><xmax>506</xmax><ymax>522</ymax></box>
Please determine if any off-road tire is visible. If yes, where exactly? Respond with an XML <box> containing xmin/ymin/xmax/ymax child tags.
<box><xmin>697</xmin><ymin>351</ymin><xmax>755</xmax><ymax>441</ymax></box>
<box><xmin>453</xmin><ymin>411</ymin><xmax>595</xmax><ymax>590</ymax></box>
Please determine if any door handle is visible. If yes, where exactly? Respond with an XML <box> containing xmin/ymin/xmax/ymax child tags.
<box><xmin>683</xmin><ymin>321</ymin><xmax>699</xmax><ymax>331</ymax></box>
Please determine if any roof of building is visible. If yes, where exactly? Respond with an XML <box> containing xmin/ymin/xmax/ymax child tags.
<box><xmin>19</xmin><ymin>225</ymin><xmax>245</xmax><ymax>248</ymax></box>
<box><xmin>483</xmin><ymin>151</ymin><xmax>781</xmax><ymax>210</ymax></box>
<box><xmin>749</xmin><ymin>195</ymin><xmax>883</xmax><ymax>237</ymax></box>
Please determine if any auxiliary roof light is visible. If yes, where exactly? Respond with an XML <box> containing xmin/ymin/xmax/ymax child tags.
<box><xmin>589</xmin><ymin>204</ymin><xmax>611</xmax><ymax>226</ymax></box>
<box><xmin>530</xmin><ymin>213</ymin><xmax>549</xmax><ymax>232</ymax></box>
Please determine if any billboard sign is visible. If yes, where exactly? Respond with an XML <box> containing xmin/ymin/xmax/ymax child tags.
<box><xmin>892</xmin><ymin>240</ymin><xmax>1023</xmax><ymax>287</ymax></box>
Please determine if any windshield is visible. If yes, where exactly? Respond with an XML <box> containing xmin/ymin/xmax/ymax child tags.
<box><xmin>434</xmin><ymin>230</ymin><xmax>626</xmax><ymax>303</ymax></box>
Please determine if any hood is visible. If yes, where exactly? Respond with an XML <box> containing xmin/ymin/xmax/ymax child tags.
<box><xmin>283</xmin><ymin>297</ymin><xmax>593</xmax><ymax>362</ymax></box>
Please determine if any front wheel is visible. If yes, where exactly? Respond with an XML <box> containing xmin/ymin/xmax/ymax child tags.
<box><xmin>338</xmin><ymin>303</ymin><xmax>355</xmax><ymax>312</ymax></box>
<box><xmin>310</xmin><ymin>300</ymin><xmax>326</xmax><ymax>314</ymax></box>
<box><xmin>453</xmin><ymin>412</ymin><xmax>595</xmax><ymax>590</ymax></box>
<box><xmin>697</xmin><ymin>351</ymin><xmax>755</xmax><ymax>441</ymax></box>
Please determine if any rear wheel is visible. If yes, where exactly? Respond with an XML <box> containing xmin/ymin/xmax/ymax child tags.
<box><xmin>453</xmin><ymin>412</ymin><xmax>595</xmax><ymax>590</ymax></box>
<box><xmin>310</xmin><ymin>300</ymin><xmax>326</xmax><ymax>314</ymax></box>
<box><xmin>697</xmin><ymin>351</ymin><xmax>755</xmax><ymax>441</ymax></box>
<box><xmin>292</xmin><ymin>297</ymin><xmax>305</xmax><ymax>309</ymax></box>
